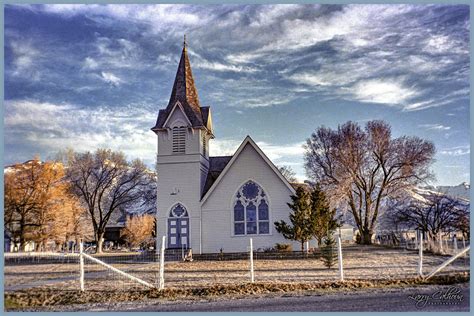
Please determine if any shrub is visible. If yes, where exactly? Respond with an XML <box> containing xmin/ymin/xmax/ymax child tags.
<box><xmin>320</xmin><ymin>234</ymin><xmax>337</xmax><ymax>269</ymax></box>
<box><xmin>275</xmin><ymin>243</ymin><xmax>292</xmax><ymax>252</ymax></box>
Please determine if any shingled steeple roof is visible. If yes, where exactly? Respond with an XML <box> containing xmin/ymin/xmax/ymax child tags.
<box><xmin>152</xmin><ymin>37</ymin><xmax>211</xmax><ymax>131</ymax></box>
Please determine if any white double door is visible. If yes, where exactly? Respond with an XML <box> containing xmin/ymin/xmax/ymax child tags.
<box><xmin>168</xmin><ymin>217</ymin><xmax>189</xmax><ymax>249</ymax></box>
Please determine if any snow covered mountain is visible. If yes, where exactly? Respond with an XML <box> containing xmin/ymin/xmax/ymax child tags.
<box><xmin>421</xmin><ymin>182</ymin><xmax>470</xmax><ymax>201</ymax></box>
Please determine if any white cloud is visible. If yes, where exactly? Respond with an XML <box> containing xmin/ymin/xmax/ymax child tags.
<box><xmin>187</xmin><ymin>49</ymin><xmax>257</xmax><ymax>73</ymax></box>
<box><xmin>288</xmin><ymin>70</ymin><xmax>359</xmax><ymax>87</ymax></box>
<box><xmin>92</xmin><ymin>36</ymin><xmax>143</xmax><ymax>69</ymax></box>
<box><xmin>440</xmin><ymin>145</ymin><xmax>470</xmax><ymax>156</ymax></box>
<box><xmin>8</xmin><ymin>40</ymin><xmax>41</xmax><ymax>80</ymax></box>
<box><xmin>250</xmin><ymin>4</ymin><xmax>303</xmax><ymax>27</ymax></box>
<box><xmin>83</xmin><ymin>57</ymin><xmax>99</xmax><ymax>70</ymax></box>
<box><xmin>195</xmin><ymin>59</ymin><xmax>257</xmax><ymax>73</ymax></box>
<box><xmin>226</xmin><ymin>52</ymin><xmax>265</xmax><ymax>64</ymax></box>
<box><xmin>256</xmin><ymin>141</ymin><xmax>305</xmax><ymax>161</ymax></box>
<box><xmin>210</xmin><ymin>138</ymin><xmax>305</xmax><ymax>163</ymax></box>
<box><xmin>242</xmin><ymin>95</ymin><xmax>295</xmax><ymax>108</ymax></box>
<box><xmin>40</xmin><ymin>4</ymin><xmax>210</xmax><ymax>33</ymax></box>
<box><xmin>424</xmin><ymin>34</ymin><xmax>468</xmax><ymax>55</ymax></box>
<box><xmin>209</xmin><ymin>138</ymin><xmax>242</xmax><ymax>156</ymax></box>
<box><xmin>100</xmin><ymin>71</ymin><xmax>123</xmax><ymax>86</ymax></box>
<box><xmin>404</xmin><ymin>88</ymin><xmax>469</xmax><ymax>111</ymax></box>
<box><xmin>5</xmin><ymin>100</ymin><xmax>157</xmax><ymax>165</ymax></box>
<box><xmin>350</xmin><ymin>79</ymin><xmax>418</xmax><ymax>105</ymax></box>
<box><xmin>419</xmin><ymin>124</ymin><xmax>451</xmax><ymax>131</ymax></box>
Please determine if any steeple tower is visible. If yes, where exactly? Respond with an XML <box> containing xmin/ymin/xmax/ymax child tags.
<box><xmin>152</xmin><ymin>37</ymin><xmax>212</xmax><ymax>133</ymax></box>
<box><xmin>152</xmin><ymin>37</ymin><xmax>214</xmax><ymax>252</ymax></box>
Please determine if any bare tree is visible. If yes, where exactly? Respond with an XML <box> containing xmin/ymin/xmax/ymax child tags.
<box><xmin>64</xmin><ymin>149</ymin><xmax>155</xmax><ymax>253</ymax></box>
<box><xmin>390</xmin><ymin>193</ymin><xmax>469</xmax><ymax>240</ymax></box>
<box><xmin>304</xmin><ymin>120</ymin><xmax>435</xmax><ymax>244</ymax></box>
<box><xmin>278</xmin><ymin>165</ymin><xmax>297</xmax><ymax>183</ymax></box>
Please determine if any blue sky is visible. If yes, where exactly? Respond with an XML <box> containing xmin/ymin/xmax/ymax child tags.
<box><xmin>4</xmin><ymin>4</ymin><xmax>470</xmax><ymax>185</ymax></box>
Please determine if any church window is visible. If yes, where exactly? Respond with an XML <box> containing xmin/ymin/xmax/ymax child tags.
<box><xmin>233</xmin><ymin>181</ymin><xmax>270</xmax><ymax>235</ymax></box>
<box><xmin>172</xmin><ymin>126</ymin><xmax>186</xmax><ymax>154</ymax></box>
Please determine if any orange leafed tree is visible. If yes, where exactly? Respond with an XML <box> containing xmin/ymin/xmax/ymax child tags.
<box><xmin>121</xmin><ymin>214</ymin><xmax>155</xmax><ymax>248</ymax></box>
<box><xmin>4</xmin><ymin>158</ymin><xmax>90</xmax><ymax>251</ymax></box>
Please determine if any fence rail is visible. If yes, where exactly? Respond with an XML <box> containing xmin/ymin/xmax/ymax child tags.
<box><xmin>4</xmin><ymin>237</ymin><xmax>469</xmax><ymax>293</ymax></box>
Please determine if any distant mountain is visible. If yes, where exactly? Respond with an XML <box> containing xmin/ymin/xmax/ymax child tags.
<box><xmin>421</xmin><ymin>182</ymin><xmax>470</xmax><ymax>201</ymax></box>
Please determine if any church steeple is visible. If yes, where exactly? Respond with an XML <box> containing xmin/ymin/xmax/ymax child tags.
<box><xmin>168</xmin><ymin>35</ymin><xmax>201</xmax><ymax>115</ymax></box>
<box><xmin>152</xmin><ymin>36</ymin><xmax>212</xmax><ymax>132</ymax></box>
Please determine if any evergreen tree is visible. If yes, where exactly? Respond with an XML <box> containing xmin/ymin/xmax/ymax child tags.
<box><xmin>310</xmin><ymin>185</ymin><xmax>340</xmax><ymax>247</ymax></box>
<box><xmin>274</xmin><ymin>187</ymin><xmax>313</xmax><ymax>253</ymax></box>
<box><xmin>321</xmin><ymin>232</ymin><xmax>338</xmax><ymax>269</ymax></box>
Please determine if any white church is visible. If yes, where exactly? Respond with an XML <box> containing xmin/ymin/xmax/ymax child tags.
<box><xmin>151</xmin><ymin>41</ymin><xmax>299</xmax><ymax>254</ymax></box>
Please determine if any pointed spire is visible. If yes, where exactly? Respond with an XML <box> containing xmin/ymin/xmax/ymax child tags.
<box><xmin>152</xmin><ymin>36</ymin><xmax>214</xmax><ymax>132</ymax></box>
<box><xmin>168</xmin><ymin>36</ymin><xmax>201</xmax><ymax>113</ymax></box>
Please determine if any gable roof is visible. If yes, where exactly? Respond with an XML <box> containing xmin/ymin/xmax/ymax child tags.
<box><xmin>152</xmin><ymin>43</ymin><xmax>209</xmax><ymax>132</ymax></box>
<box><xmin>201</xmin><ymin>136</ymin><xmax>296</xmax><ymax>204</ymax></box>
<box><xmin>202</xmin><ymin>156</ymin><xmax>233</xmax><ymax>197</ymax></box>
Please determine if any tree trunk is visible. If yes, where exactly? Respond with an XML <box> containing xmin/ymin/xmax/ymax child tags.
<box><xmin>301</xmin><ymin>241</ymin><xmax>305</xmax><ymax>253</ymax></box>
<box><xmin>360</xmin><ymin>231</ymin><xmax>373</xmax><ymax>245</ymax></box>
<box><xmin>96</xmin><ymin>232</ymin><xmax>105</xmax><ymax>253</ymax></box>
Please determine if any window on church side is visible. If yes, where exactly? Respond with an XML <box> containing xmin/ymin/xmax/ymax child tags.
<box><xmin>172</xmin><ymin>126</ymin><xmax>186</xmax><ymax>154</ymax></box>
<box><xmin>233</xmin><ymin>181</ymin><xmax>270</xmax><ymax>235</ymax></box>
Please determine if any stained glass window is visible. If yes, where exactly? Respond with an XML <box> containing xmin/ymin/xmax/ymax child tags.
<box><xmin>242</xmin><ymin>182</ymin><xmax>259</xmax><ymax>200</ymax></box>
<box><xmin>234</xmin><ymin>201</ymin><xmax>244</xmax><ymax>222</ymax></box>
<box><xmin>259</xmin><ymin>222</ymin><xmax>269</xmax><ymax>234</ymax></box>
<box><xmin>233</xmin><ymin>181</ymin><xmax>270</xmax><ymax>235</ymax></box>
<box><xmin>258</xmin><ymin>200</ymin><xmax>269</xmax><ymax>220</ymax></box>
<box><xmin>170</xmin><ymin>204</ymin><xmax>188</xmax><ymax>218</ymax></box>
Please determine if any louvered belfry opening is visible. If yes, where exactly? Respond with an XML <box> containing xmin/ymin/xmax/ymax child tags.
<box><xmin>172</xmin><ymin>126</ymin><xmax>186</xmax><ymax>154</ymax></box>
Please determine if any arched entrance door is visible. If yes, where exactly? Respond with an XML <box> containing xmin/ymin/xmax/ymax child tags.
<box><xmin>168</xmin><ymin>204</ymin><xmax>189</xmax><ymax>249</ymax></box>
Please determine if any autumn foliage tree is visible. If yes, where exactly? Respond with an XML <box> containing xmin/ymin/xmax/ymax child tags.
<box><xmin>4</xmin><ymin>158</ymin><xmax>89</xmax><ymax>251</ymax></box>
<box><xmin>63</xmin><ymin>149</ymin><xmax>156</xmax><ymax>253</ymax></box>
<box><xmin>305</xmin><ymin>120</ymin><xmax>435</xmax><ymax>244</ymax></box>
<box><xmin>121</xmin><ymin>214</ymin><xmax>155</xmax><ymax>249</ymax></box>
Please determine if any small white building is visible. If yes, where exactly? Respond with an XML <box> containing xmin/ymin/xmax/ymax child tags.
<box><xmin>152</xmin><ymin>41</ymin><xmax>299</xmax><ymax>253</ymax></box>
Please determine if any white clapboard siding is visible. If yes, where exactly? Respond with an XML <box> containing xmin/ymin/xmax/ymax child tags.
<box><xmin>201</xmin><ymin>143</ymin><xmax>299</xmax><ymax>253</ymax></box>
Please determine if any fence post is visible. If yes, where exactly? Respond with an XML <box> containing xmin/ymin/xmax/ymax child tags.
<box><xmin>462</xmin><ymin>236</ymin><xmax>466</xmax><ymax>257</ymax></box>
<box><xmin>159</xmin><ymin>236</ymin><xmax>166</xmax><ymax>290</ymax></box>
<box><xmin>79</xmin><ymin>241</ymin><xmax>84</xmax><ymax>292</ymax></box>
<box><xmin>453</xmin><ymin>236</ymin><xmax>458</xmax><ymax>252</ymax></box>
<box><xmin>337</xmin><ymin>236</ymin><xmax>344</xmax><ymax>281</ymax></box>
<box><xmin>418</xmin><ymin>232</ymin><xmax>423</xmax><ymax>277</ymax></box>
<box><xmin>249</xmin><ymin>238</ymin><xmax>254</xmax><ymax>283</ymax></box>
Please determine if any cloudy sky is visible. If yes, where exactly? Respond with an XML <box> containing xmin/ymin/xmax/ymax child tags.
<box><xmin>4</xmin><ymin>4</ymin><xmax>470</xmax><ymax>185</ymax></box>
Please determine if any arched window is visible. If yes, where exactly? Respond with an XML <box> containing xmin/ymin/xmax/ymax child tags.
<box><xmin>172</xmin><ymin>126</ymin><xmax>186</xmax><ymax>154</ymax></box>
<box><xmin>233</xmin><ymin>181</ymin><xmax>270</xmax><ymax>235</ymax></box>
<box><xmin>169</xmin><ymin>203</ymin><xmax>188</xmax><ymax>218</ymax></box>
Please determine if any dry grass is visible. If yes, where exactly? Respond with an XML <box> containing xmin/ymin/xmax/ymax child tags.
<box><xmin>4</xmin><ymin>274</ymin><xmax>470</xmax><ymax>311</ymax></box>
<box><xmin>4</xmin><ymin>245</ymin><xmax>469</xmax><ymax>293</ymax></box>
